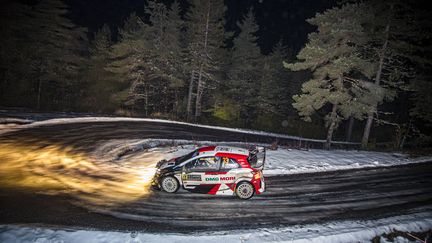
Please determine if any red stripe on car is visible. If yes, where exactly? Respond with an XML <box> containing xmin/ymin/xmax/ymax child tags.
<box><xmin>207</xmin><ymin>184</ymin><xmax>221</xmax><ymax>195</ymax></box>
<box><xmin>205</xmin><ymin>171</ymin><xmax>228</xmax><ymax>175</ymax></box>
<box><xmin>198</xmin><ymin>146</ymin><xmax>216</xmax><ymax>153</ymax></box>
<box><xmin>226</xmin><ymin>183</ymin><xmax>235</xmax><ymax>191</ymax></box>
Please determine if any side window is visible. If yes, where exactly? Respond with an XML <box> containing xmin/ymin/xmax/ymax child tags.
<box><xmin>220</xmin><ymin>157</ymin><xmax>240</xmax><ymax>169</ymax></box>
<box><xmin>185</xmin><ymin>157</ymin><xmax>220</xmax><ymax>171</ymax></box>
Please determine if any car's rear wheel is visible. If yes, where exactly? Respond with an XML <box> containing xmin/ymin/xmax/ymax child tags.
<box><xmin>235</xmin><ymin>182</ymin><xmax>255</xmax><ymax>199</ymax></box>
<box><xmin>161</xmin><ymin>176</ymin><xmax>179</xmax><ymax>193</ymax></box>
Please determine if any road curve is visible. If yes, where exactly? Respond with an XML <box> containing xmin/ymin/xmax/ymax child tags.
<box><xmin>0</xmin><ymin>120</ymin><xmax>431</xmax><ymax>232</ymax></box>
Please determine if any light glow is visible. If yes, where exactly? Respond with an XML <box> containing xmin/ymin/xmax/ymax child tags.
<box><xmin>0</xmin><ymin>141</ymin><xmax>161</xmax><ymax>207</ymax></box>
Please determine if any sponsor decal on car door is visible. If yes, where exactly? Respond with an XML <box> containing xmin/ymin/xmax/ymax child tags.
<box><xmin>207</xmin><ymin>157</ymin><xmax>239</xmax><ymax>195</ymax></box>
<box><xmin>182</xmin><ymin>156</ymin><xmax>220</xmax><ymax>193</ymax></box>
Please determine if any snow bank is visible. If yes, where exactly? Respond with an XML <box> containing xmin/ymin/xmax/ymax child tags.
<box><xmin>264</xmin><ymin>148</ymin><xmax>432</xmax><ymax>175</ymax></box>
<box><xmin>0</xmin><ymin>118</ymin><xmax>33</xmax><ymax>131</ymax></box>
<box><xmin>1</xmin><ymin>211</ymin><xmax>431</xmax><ymax>243</ymax></box>
<box><xmin>0</xmin><ymin>118</ymin><xmax>33</xmax><ymax>124</ymax></box>
<box><xmin>0</xmin><ymin>116</ymin><xmax>358</xmax><ymax>145</ymax></box>
<box><xmin>100</xmin><ymin>139</ymin><xmax>432</xmax><ymax>176</ymax></box>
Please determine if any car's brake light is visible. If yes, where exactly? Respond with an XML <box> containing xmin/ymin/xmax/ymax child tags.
<box><xmin>253</xmin><ymin>171</ymin><xmax>261</xmax><ymax>180</ymax></box>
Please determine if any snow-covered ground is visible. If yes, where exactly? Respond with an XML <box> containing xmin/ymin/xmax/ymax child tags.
<box><xmin>1</xmin><ymin>210</ymin><xmax>431</xmax><ymax>243</ymax></box>
<box><xmin>263</xmin><ymin>147</ymin><xmax>432</xmax><ymax>175</ymax></box>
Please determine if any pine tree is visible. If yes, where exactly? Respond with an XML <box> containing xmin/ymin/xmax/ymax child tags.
<box><xmin>165</xmin><ymin>0</ymin><xmax>185</xmax><ymax>89</ymax></box>
<box><xmin>166</xmin><ymin>1</ymin><xmax>186</xmax><ymax>116</ymax></box>
<box><xmin>106</xmin><ymin>1</ymin><xmax>184</xmax><ymax>117</ymax></box>
<box><xmin>407</xmin><ymin>6</ymin><xmax>432</xmax><ymax>126</ymax></box>
<box><xmin>1</xmin><ymin>0</ymin><xmax>88</xmax><ymax>110</ymax></box>
<box><xmin>144</xmin><ymin>0</ymin><xmax>184</xmax><ymax>116</ymax></box>
<box><xmin>85</xmin><ymin>24</ymin><xmax>122</xmax><ymax>112</ymax></box>
<box><xmin>185</xmin><ymin>0</ymin><xmax>226</xmax><ymax>120</ymax></box>
<box><xmin>258</xmin><ymin>41</ymin><xmax>290</xmax><ymax>115</ymax></box>
<box><xmin>284</xmin><ymin>3</ymin><xmax>375</xmax><ymax>149</ymax></box>
<box><xmin>106</xmin><ymin>1</ymin><xmax>185</xmax><ymax>117</ymax></box>
<box><xmin>360</xmin><ymin>1</ymin><xmax>432</xmax><ymax>148</ymax></box>
<box><xmin>106</xmin><ymin>13</ymin><xmax>152</xmax><ymax>115</ymax></box>
<box><xmin>31</xmin><ymin>0</ymin><xmax>87</xmax><ymax>110</ymax></box>
<box><xmin>226</xmin><ymin>8</ymin><xmax>263</xmax><ymax>126</ymax></box>
<box><xmin>410</xmin><ymin>76</ymin><xmax>432</xmax><ymax>124</ymax></box>
<box><xmin>360</xmin><ymin>1</ymin><xmax>401</xmax><ymax>148</ymax></box>
<box><xmin>0</xmin><ymin>2</ymin><xmax>33</xmax><ymax>105</ymax></box>
<box><xmin>91</xmin><ymin>24</ymin><xmax>112</xmax><ymax>57</ymax></box>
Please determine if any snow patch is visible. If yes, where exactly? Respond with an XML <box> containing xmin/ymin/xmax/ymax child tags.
<box><xmin>1</xmin><ymin>211</ymin><xmax>431</xmax><ymax>243</ymax></box>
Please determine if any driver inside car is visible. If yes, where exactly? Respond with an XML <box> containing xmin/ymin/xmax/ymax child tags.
<box><xmin>222</xmin><ymin>157</ymin><xmax>238</xmax><ymax>169</ymax></box>
<box><xmin>195</xmin><ymin>157</ymin><xmax>218</xmax><ymax>169</ymax></box>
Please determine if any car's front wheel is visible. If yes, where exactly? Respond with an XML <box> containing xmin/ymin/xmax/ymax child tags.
<box><xmin>235</xmin><ymin>181</ymin><xmax>255</xmax><ymax>199</ymax></box>
<box><xmin>160</xmin><ymin>176</ymin><xmax>179</xmax><ymax>193</ymax></box>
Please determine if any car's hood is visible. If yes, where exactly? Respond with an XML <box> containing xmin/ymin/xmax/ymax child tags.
<box><xmin>156</xmin><ymin>159</ymin><xmax>176</xmax><ymax>169</ymax></box>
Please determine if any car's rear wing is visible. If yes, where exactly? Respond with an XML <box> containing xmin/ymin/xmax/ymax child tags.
<box><xmin>248</xmin><ymin>146</ymin><xmax>266</xmax><ymax>170</ymax></box>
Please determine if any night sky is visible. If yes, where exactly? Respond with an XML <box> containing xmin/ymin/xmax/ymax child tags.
<box><xmin>65</xmin><ymin>0</ymin><xmax>336</xmax><ymax>54</ymax></box>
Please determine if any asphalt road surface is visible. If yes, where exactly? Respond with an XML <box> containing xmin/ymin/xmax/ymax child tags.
<box><xmin>0</xmin><ymin>120</ymin><xmax>431</xmax><ymax>232</ymax></box>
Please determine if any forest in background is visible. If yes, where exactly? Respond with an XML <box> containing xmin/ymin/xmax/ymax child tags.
<box><xmin>0</xmin><ymin>0</ymin><xmax>431</xmax><ymax>149</ymax></box>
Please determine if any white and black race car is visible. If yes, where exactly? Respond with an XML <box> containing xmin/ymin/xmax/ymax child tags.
<box><xmin>151</xmin><ymin>146</ymin><xmax>265</xmax><ymax>199</ymax></box>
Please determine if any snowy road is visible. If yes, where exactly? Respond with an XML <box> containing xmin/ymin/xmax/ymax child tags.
<box><xmin>0</xmin><ymin>163</ymin><xmax>431</xmax><ymax>232</ymax></box>
<box><xmin>83</xmin><ymin>162</ymin><xmax>432</xmax><ymax>231</ymax></box>
<box><xmin>0</xmin><ymin>119</ymin><xmax>431</xmax><ymax>233</ymax></box>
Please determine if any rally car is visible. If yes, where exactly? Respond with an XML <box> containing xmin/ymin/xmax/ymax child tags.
<box><xmin>151</xmin><ymin>146</ymin><xmax>265</xmax><ymax>199</ymax></box>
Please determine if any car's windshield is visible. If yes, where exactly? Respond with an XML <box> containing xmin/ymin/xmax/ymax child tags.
<box><xmin>175</xmin><ymin>149</ymin><xmax>198</xmax><ymax>164</ymax></box>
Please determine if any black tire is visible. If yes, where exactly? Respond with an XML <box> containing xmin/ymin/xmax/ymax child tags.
<box><xmin>160</xmin><ymin>176</ymin><xmax>180</xmax><ymax>193</ymax></box>
<box><xmin>235</xmin><ymin>181</ymin><xmax>255</xmax><ymax>200</ymax></box>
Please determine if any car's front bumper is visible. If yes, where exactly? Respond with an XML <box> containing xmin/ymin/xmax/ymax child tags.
<box><xmin>151</xmin><ymin>171</ymin><xmax>161</xmax><ymax>189</ymax></box>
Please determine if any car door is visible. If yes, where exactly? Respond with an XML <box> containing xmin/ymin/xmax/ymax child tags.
<box><xmin>181</xmin><ymin>156</ymin><xmax>221</xmax><ymax>194</ymax></box>
<box><xmin>217</xmin><ymin>157</ymin><xmax>241</xmax><ymax>195</ymax></box>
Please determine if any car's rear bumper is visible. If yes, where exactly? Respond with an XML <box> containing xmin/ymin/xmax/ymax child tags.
<box><xmin>251</xmin><ymin>175</ymin><xmax>265</xmax><ymax>195</ymax></box>
<box><xmin>259</xmin><ymin>178</ymin><xmax>265</xmax><ymax>193</ymax></box>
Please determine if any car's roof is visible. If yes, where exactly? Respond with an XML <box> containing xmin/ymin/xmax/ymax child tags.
<box><xmin>197</xmin><ymin>146</ymin><xmax>249</xmax><ymax>157</ymax></box>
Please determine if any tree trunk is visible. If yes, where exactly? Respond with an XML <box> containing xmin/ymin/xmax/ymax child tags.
<box><xmin>346</xmin><ymin>116</ymin><xmax>354</xmax><ymax>142</ymax></box>
<box><xmin>399</xmin><ymin>119</ymin><xmax>411</xmax><ymax>150</ymax></box>
<box><xmin>36</xmin><ymin>78</ymin><xmax>42</xmax><ymax>110</ymax></box>
<box><xmin>0</xmin><ymin>69</ymin><xmax>6</xmax><ymax>99</ymax></box>
<box><xmin>144</xmin><ymin>83</ymin><xmax>149</xmax><ymax>117</ymax></box>
<box><xmin>361</xmin><ymin>8</ymin><xmax>392</xmax><ymax>149</ymax></box>
<box><xmin>362</xmin><ymin>109</ymin><xmax>374</xmax><ymax>148</ymax></box>
<box><xmin>186</xmin><ymin>70</ymin><xmax>195</xmax><ymax>121</ymax></box>
<box><xmin>325</xmin><ymin>104</ymin><xmax>338</xmax><ymax>150</ymax></box>
<box><xmin>194</xmin><ymin>3</ymin><xmax>210</xmax><ymax>120</ymax></box>
<box><xmin>174</xmin><ymin>89</ymin><xmax>179</xmax><ymax>119</ymax></box>
<box><xmin>194</xmin><ymin>64</ymin><xmax>204</xmax><ymax>119</ymax></box>
<box><xmin>361</xmin><ymin>47</ymin><xmax>386</xmax><ymax>148</ymax></box>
